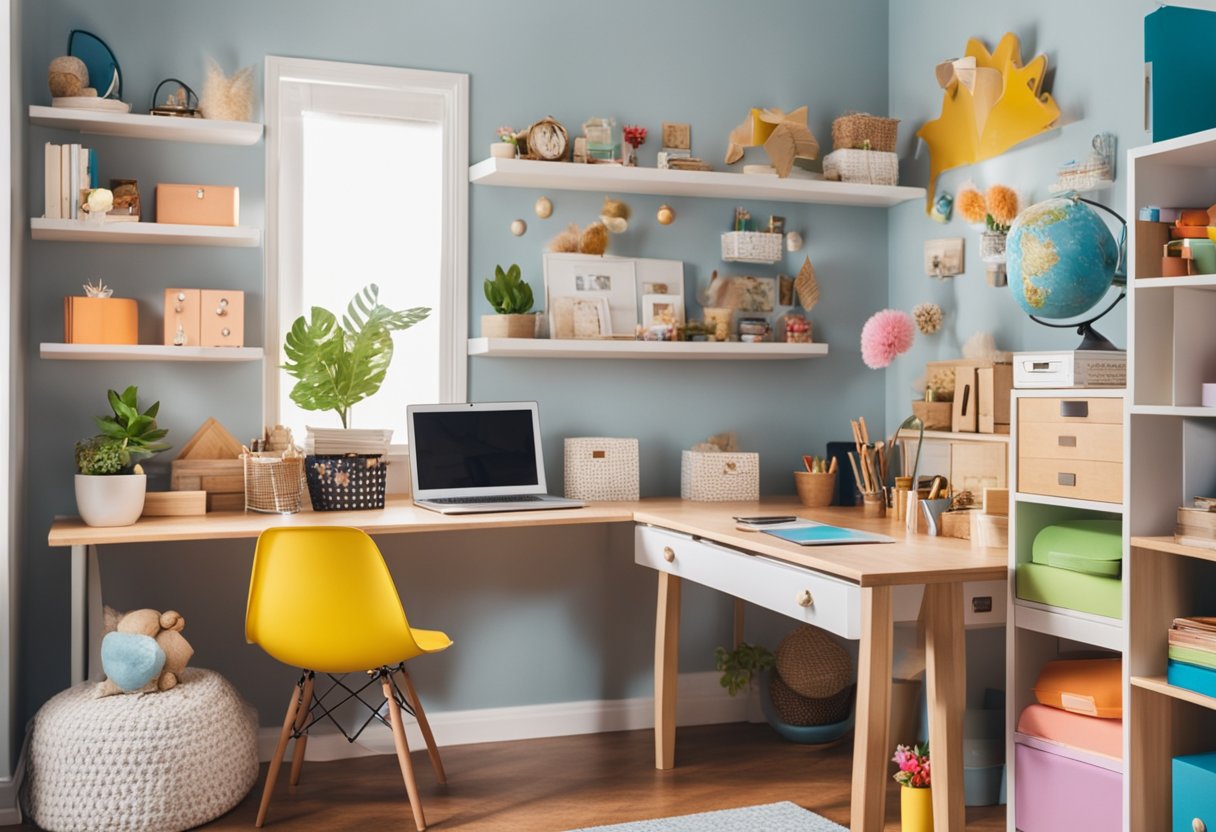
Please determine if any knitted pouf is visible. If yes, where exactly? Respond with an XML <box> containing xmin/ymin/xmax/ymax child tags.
<box><xmin>25</xmin><ymin>668</ymin><xmax>259</xmax><ymax>832</ymax></box>
<box><xmin>774</xmin><ymin>625</ymin><xmax>852</xmax><ymax>699</ymax></box>
<box><xmin>769</xmin><ymin>674</ymin><xmax>856</xmax><ymax>726</ymax></box>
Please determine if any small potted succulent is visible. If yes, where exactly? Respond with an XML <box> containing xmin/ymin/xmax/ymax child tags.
<box><xmin>74</xmin><ymin>386</ymin><xmax>170</xmax><ymax>527</ymax></box>
<box><xmin>482</xmin><ymin>264</ymin><xmax>537</xmax><ymax>338</ymax></box>
<box><xmin>491</xmin><ymin>125</ymin><xmax>518</xmax><ymax>158</ymax></box>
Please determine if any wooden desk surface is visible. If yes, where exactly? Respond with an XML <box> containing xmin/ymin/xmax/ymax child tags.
<box><xmin>47</xmin><ymin>496</ymin><xmax>1005</xmax><ymax>587</ymax></box>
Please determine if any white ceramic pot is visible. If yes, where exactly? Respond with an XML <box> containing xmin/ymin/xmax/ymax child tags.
<box><xmin>481</xmin><ymin>313</ymin><xmax>536</xmax><ymax>338</ymax></box>
<box><xmin>489</xmin><ymin>142</ymin><xmax>516</xmax><ymax>159</ymax></box>
<box><xmin>75</xmin><ymin>473</ymin><xmax>146</xmax><ymax>527</ymax></box>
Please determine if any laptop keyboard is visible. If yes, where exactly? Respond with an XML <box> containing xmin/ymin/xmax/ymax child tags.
<box><xmin>428</xmin><ymin>495</ymin><xmax>546</xmax><ymax>505</ymax></box>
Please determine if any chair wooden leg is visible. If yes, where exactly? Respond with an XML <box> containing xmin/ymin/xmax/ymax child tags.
<box><xmin>256</xmin><ymin>680</ymin><xmax>303</xmax><ymax>828</ymax></box>
<box><xmin>397</xmin><ymin>666</ymin><xmax>446</xmax><ymax>785</ymax></box>
<box><xmin>288</xmin><ymin>674</ymin><xmax>315</xmax><ymax>791</ymax></box>
<box><xmin>384</xmin><ymin>675</ymin><xmax>427</xmax><ymax>832</ymax></box>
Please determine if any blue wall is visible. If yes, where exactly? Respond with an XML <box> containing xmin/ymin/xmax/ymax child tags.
<box><xmin>18</xmin><ymin>0</ymin><xmax>892</xmax><ymax>727</ymax></box>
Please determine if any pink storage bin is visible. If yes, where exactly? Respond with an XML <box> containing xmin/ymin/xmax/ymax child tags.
<box><xmin>1014</xmin><ymin>735</ymin><xmax>1122</xmax><ymax>832</ymax></box>
<box><xmin>1016</xmin><ymin>704</ymin><xmax>1122</xmax><ymax>760</ymax></box>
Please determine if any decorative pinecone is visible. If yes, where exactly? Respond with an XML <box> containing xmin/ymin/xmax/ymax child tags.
<box><xmin>913</xmin><ymin>302</ymin><xmax>943</xmax><ymax>335</ymax></box>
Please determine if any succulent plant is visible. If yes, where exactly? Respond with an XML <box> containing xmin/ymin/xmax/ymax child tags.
<box><xmin>75</xmin><ymin>436</ymin><xmax>130</xmax><ymax>475</ymax></box>
<box><xmin>483</xmin><ymin>264</ymin><xmax>534</xmax><ymax>314</ymax></box>
<box><xmin>75</xmin><ymin>386</ymin><xmax>170</xmax><ymax>475</ymax></box>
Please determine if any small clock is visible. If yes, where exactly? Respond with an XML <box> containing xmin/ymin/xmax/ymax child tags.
<box><xmin>526</xmin><ymin>117</ymin><xmax>569</xmax><ymax>162</ymax></box>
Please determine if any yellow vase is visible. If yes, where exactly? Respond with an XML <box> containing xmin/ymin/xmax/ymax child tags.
<box><xmin>900</xmin><ymin>786</ymin><xmax>933</xmax><ymax>832</ymax></box>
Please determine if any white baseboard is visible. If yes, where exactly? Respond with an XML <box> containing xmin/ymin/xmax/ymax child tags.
<box><xmin>0</xmin><ymin>734</ymin><xmax>28</xmax><ymax>825</ymax></box>
<box><xmin>257</xmin><ymin>671</ymin><xmax>751</xmax><ymax>762</ymax></box>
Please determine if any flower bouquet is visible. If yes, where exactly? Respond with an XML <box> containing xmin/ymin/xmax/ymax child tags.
<box><xmin>893</xmin><ymin>742</ymin><xmax>933</xmax><ymax>832</ymax></box>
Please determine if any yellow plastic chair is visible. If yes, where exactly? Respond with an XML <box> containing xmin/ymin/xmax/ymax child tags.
<box><xmin>246</xmin><ymin>526</ymin><xmax>452</xmax><ymax>831</ymax></box>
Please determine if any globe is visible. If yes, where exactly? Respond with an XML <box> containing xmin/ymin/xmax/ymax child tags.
<box><xmin>1006</xmin><ymin>196</ymin><xmax>1121</xmax><ymax>319</ymax></box>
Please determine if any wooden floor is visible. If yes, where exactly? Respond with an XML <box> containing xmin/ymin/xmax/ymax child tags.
<box><xmin>8</xmin><ymin>723</ymin><xmax>1005</xmax><ymax>831</ymax></box>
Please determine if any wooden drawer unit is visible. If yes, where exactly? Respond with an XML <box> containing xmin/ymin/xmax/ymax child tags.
<box><xmin>635</xmin><ymin>525</ymin><xmax>862</xmax><ymax>638</ymax></box>
<box><xmin>1018</xmin><ymin>396</ymin><xmax>1124</xmax><ymax>504</ymax></box>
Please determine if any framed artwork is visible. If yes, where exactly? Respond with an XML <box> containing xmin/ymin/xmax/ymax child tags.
<box><xmin>544</xmin><ymin>254</ymin><xmax>638</xmax><ymax>337</ymax></box>
<box><xmin>550</xmin><ymin>295</ymin><xmax>611</xmax><ymax>339</ymax></box>
<box><xmin>636</xmin><ymin>258</ymin><xmax>685</xmax><ymax>298</ymax></box>
<box><xmin>642</xmin><ymin>293</ymin><xmax>684</xmax><ymax>326</ymax></box>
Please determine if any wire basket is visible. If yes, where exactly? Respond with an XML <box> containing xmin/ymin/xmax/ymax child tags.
<box><xmin>822</xmin><ymin>149</ymin><xmax>899</xmax><ymax>186</ymax></box>
<box><xmin>830</xmin><ymin>112</ymin><xmax>899</xmax><ymax>152</ymax></box>
<box><xmin>243</xmin><ymin>454</ymin><xmax>306</xmax><ymax>514</ymax></box>
<box><xmin>305</xmin><ymin>454</ymin><xmax>388</xmax><ymax>511</ymax></box>
<box><xmin>721</xmin><ymin>231</ymin><xmax>783</xmax><ymax>264</ymax></box>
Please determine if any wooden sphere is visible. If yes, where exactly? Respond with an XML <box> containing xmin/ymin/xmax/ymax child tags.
<box><xmin>510</xmin><ymin>219</ymin><xmax>527</xmax><ymax>236</ymax></box>
<box><xmin>657</xmin><ymin>204</ymin><xmax>676</xmax><ymax>225</ymax></box>
<box><xmin>534</xmin><ymin>196</ymin><xmax>553</xmax><ymax>219</ymax></box>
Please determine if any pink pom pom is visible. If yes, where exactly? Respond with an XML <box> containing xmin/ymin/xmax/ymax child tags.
<box><xmin>860</xmin><ymin>309</ymin><xmax>915</xmax><ymax>369</ymax></box>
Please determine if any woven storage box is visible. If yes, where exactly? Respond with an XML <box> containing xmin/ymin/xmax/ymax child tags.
<box><xmin>680</xmin><ymin>450</ymin><xmax>759</xmax><ymax>501</ymax></box>
<box><xmin>305</xmin><ymin>454</ymin><xmax>387</xmax><ymax>511</ymax></box>
<box><xmin>721</xmin><ymin>231</ymin><xmax>782</xmax><ymax>264</ymax></box>
<box><xmin>822</xmin><ymin>149</ymin><xmax>899</xmax><ymax>185</ymax></box>
<box><xmin>831</xmin><ymin>112</ymin><xmax>899</xmax><ymax>152</ymax></box>
<box><xmin>564</xmin><ymin>437</ymin><xmax>640</xmax><ymax>501</ymax></box>
<box><xmin>243</xmin><ymin>454</ymin><xmax>305</xmax><ymax>514</ymax></box>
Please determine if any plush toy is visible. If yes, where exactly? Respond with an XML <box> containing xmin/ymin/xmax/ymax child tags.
<box><xmin>97</xmin><ymin>607</ymin><xmax>194</xmax><ymax>697</ymax></box>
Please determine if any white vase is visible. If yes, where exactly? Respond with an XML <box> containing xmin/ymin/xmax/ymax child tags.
<box><xmin>75</xmin><ymin>473</ymin><xmax>146</xmax><ymax>527</ymax></box>
<box><xmin>489</xmin><ymin>142</ymin><xmax>516</xmax><ymax>159</ymax></box>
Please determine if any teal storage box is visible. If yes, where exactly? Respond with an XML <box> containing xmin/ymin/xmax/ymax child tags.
<box><xmin>1016</xmin><ymin>562</ymin><xmax>1122</xmax><ymax>619</ymax></box>
<box><xmin>1032</xmin><ymin>520</ymin><xmax>1123</xmax><ymax>577</ymax></box>
<box><xmin>1173</xmin><ymin>751</ymin><xmax>1216</xmax><ymax>832</ymax></box>
<box><xmin>1168</xmin><ymin>659</ymin><xmax>1216</xmax><ymax>699</ymax></box>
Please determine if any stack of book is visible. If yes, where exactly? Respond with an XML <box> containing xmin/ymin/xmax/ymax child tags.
<box><xmin>1167</xmin><ymin>616</ymin><xmax>1216</xmax><ymax>698</ymax></box>
<box><xmin>42</xmin><ymin>142</ymin><xmax>100</xmax><ymax>220</ymax></box>
<box><xmin>304</xmin><ymin>427</ymin><xmax>392</xmax><ymax>457</ymax></box>
<box><xmin>1174</xmin><ymin>496</ymin><xmax>1216</xmax><ymax>550</ymax></box>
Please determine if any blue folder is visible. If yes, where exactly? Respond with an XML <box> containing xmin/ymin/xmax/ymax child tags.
<box><xmin>763</xmin><ymin>522</ymin><xmax>893</xmax><ymax>546</ymax></box>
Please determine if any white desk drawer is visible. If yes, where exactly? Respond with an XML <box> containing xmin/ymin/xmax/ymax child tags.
<box><xmin>635</xmin><ymin>525</ymin><xmax>862</xmax><ymax>639</ymax></box>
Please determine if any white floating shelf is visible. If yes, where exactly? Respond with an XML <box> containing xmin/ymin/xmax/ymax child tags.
<box><xmin>1013</xmin><ymin>491</ymin><xmax>1125</xmax><ymax>514</ymax></box>
<box><xmin>1130</xmin><ymin>404</ymin><xmax>1216</xmax><ymax>417</ymax></box>
<box><xmin>31</xmin><ymin>218</ymin><xmax>260</xmax><ymax>247</ymax></box>
<box><xmin>1133</xmin><ymin>276</ymin><xmax>1216</xmax><ymax>290</ymax></box>
<box><xmin>1014</xmin><ymin>599</ymin><xmax>1124</xmax><ymax>651</ymax></box>
<box><xmin>469</xmin><ymin>157</ymin><xmax>925</xmax><ymax>208</ymax></box>
<box><xmin>40</xmin><ymin>343</ymin><xmax>263</xmax><ymax>362</ymax></box>
<box><xmin>468</xmin><ymin>337</ymin><xmax>829</xmax><ymax>360</ymax></box>
<box><xmin>29</xmin><ymin>105</ymin><xmax>263</xmax><ymax>145</ymax></box>
<box><xmin>899</xmin><ymin>429</ymin><xmax>1009</xmax><ymax>444</ymax></box>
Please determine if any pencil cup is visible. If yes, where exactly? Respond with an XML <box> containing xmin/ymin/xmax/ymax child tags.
<box><xmin>794</xmin><ymin>471</ymin><xmax>836</xmax><ymax>508</ymax></box>
<box><xmin>862</xmin><ymin>492</ymin><xmax>886</xmax><ymax>518</ymax></box>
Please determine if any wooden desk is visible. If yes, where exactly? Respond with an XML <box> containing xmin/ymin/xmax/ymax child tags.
<box><xmin>48</xmin><ymin>496</ymin><xmax>1005</xmax><ymax>832</ymax></box>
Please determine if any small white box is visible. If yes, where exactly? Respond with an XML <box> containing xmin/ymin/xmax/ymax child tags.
<box><xmin>1013</xmin><ymin>350</ymin><xmax>1127</xmax><ymax>389</ymax></box>
<box><xmin>680</xmin><ymin>450</ymin><xmax>760</xmax><ymax>502</ymax></box>
<box><xmin>564</xmin><ymin>437</ymin><xmax>639</xmax><ymax>501</ymax></box>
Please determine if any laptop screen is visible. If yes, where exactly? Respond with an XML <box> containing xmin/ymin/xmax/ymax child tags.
<box><xmin>408</xmin><ymin>402</ymin><xmax>547</xmax><ymax>498</ymax></box>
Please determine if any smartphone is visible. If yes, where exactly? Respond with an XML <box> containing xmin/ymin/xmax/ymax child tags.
<box><xmin>732</xmin><ymin>515</ymin><xmax>798</xmax><ymax>524</ymax></box>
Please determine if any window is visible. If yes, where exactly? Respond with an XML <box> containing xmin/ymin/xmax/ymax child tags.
<box><xmin>265</xmin><ymin>57</ymin><xmax>468</xmax><ymax>445</ymax></box>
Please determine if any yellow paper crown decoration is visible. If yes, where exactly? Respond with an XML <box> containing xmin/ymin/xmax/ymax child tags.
<box><xmin>916</xmin><ymin>33</ymin><xmax>1060</xmax><ymax>212</ymax></box>
<box><xmin>725</xmin><ymin>106</ymin><xmax>819</xmax><ymax>178</ymax></box>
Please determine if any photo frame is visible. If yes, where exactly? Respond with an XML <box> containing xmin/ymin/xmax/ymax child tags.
<box><xmin>706</xmin><ymin>275</ymin><xmax>776</xmax><ymax>313</ymax></box>
<box><xmin>642</xmin><ymin>293</ymin><xmax>685</xmax><ymax>326</ymax></box>
<box><xmin>636</xmin><ymin>258</ymin><xmax>685</xmax><ymax>299</ymax></box>
<box><xmin>550</xmin><ymin>295</ymin><xmax>611</xmax><ymax>339</ymax></box>
<box><xmin>544</xmin><ymin>254</ymin><xmax>638</xmax><ymax>338</ymax></box>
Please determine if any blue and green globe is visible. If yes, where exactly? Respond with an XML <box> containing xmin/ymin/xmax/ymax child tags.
<box><xmin>1006</xmin><ymin>196</ymin><xmax>1120</xmax><ymax>319</ymax></box>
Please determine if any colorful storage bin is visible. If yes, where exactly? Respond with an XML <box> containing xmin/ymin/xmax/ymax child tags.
<box><xmin>1016</xmin><ymin>703</ymin><xmax>1122</xmax><ymax>759</ymax></box>
<box><xmin>1173</xmin><ymin>751</ymin><xmax>1216</xmax><ymax>832</ymax></box>
<box><xmin>1032</xmin><ymin>658</ymin><xmax>1122</xmax><ymax>719</ymax></box>
<box><xmin>1016</xmin><ymin>562</ymin><xmax>1122</xmax><ymax>619</ymax></box>
<box><xmin>1014</xmin><ymin>734</ymin><xmax>1122</xmax><ymax>832</ymax></box>
<box><xmin>1168</xmin><ymin>659</ymin><xmax>1216</xmax><ymax>699</ymax></box>
<box><xmin>1032</xmin><ymin>519</ymin><xmax>1123</xmax><ymax>577</ymax></box>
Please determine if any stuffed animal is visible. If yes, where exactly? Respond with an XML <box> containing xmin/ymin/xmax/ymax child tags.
<box><xmin>97</xmin><ymin>607</ymin><xmax>194</xmax><ymax>697</ymax></box>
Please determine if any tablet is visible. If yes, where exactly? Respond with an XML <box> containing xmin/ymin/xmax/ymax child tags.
<box><xmin>762</xmin><ymin>521</ymin><xmax>894</xmax><ymax>546</ymax></box>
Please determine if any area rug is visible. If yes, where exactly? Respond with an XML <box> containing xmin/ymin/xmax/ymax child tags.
<box><xmin>564</xmin><ymin>801</ymin><xmax>848</xmax><ymax>832</ymax></box>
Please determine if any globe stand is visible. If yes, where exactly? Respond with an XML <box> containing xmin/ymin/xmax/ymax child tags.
<box><xmin>1029</xmin><ymin>287</ymin><xmax>1127</xmax><ymax>351</ymax></box>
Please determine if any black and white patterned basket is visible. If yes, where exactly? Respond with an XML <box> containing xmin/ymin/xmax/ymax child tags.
<box><xmin>304</xmin><ymin>454</ymin><xmax>387</xmax><ymax>511</ymax></box>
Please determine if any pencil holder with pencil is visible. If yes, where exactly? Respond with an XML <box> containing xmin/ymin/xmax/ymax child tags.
<box><xmin>848</xmin><ymin>415</ymin><xmax>889</xmax><ymax>515</ymax></box>
<box><xmin>794</xmin><ymin>470</ymin><xmax>836</xmax><ymax>507</ymax></box>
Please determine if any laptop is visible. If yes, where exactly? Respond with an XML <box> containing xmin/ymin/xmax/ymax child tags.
<box><xmin>407</xmin><ymin>401</ymin><xmax>585</xmax><ymax>514</ymax></box>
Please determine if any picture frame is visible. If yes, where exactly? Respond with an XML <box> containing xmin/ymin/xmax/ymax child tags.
<box><xmin>636</xmin><ymin>257</ymin><xmax>685</xmax><ymax>298</ymax></box>
<box><xmin>550</xmin><ymin>295</ymin><xmax>612</xmax><ymax>339</ymax></box>
<box><xmin>642</xmin><ymin>293</ymin><xmax>685</xmax><ymax>326</ymax></box>
<box><xmin>544</xmin><ymin>254</ymin><xmax>638</xmax><ymax>338</ymax></box>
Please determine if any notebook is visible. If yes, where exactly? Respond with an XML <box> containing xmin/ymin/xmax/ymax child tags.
<box><xmin>407</xmin><ymin>401</ymin><xmax>585</xmax><ymax>514</ymax></box>
<box><xmin>762</xmin><ymin>521</ymin><xmax>894</xmax><ymax>546</ymax></box>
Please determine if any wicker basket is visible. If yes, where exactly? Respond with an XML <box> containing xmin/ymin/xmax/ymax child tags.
<box><xmin>794</xmin><ymin>471</ymin><xmax>836</xmax><ymax>508</ymax></box>
<box><xmin>305</xmin><ymin>454</ymin><xmax>387</xmax><ymax>511</ymax></box>
<box><xmin>721</xmin><ymin>231</ymin><xmax>782</xmax><ymax>264</ymax></box>
<box><xmin>822</xmin><ymin>149</ymin><xmax>899</xmax><ymax>186</ymax></box>
<box><xmin>243</xmin><ymin>454</ymin><xmax>305</xmax><ymax>514</ymax></box>
<box><xmin>564</xmin><ymin>437</ymin><xmax>640</xmax><ymax>501</ymax></box>
<box><xmin>831</xmin><ymin>112</ymin><xmax>899</xmax><ymax>152</ymax></box>
<box><xmin>680</xmin><ymin>450</ymin><xmax>759</xmax><ymax>501</ymax></box>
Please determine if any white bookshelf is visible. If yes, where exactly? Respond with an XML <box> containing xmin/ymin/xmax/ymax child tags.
<box><xmin>31</xmin><ymin>218</ymin><xmax>260</xmax><ymax>247</ymax></box>
<box><xmin>467</xmin><ymin>337</ymin><xmax>828</xmax><ymax>360</ymax></box>
<box><xmin>29</xmin><ymin>105</ymin><xmax>263</xmax><ymax>145</ymax></box>
<box><xmin>40</xmin><ymin>344</ymin><xmax>263</xmax><ymax>362</ymax></box>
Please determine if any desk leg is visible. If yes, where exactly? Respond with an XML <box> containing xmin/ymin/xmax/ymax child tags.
<box><xmin>850</xmin><ymin>585</ymin><xmax>893</xmax><ymax>832</ymax></box>
<box><xmin>654</xmin><ymin>571</ymin><xmax>681</xmax><ymax>770</ymax></box>
<box><xmin>924</xmin><ymin>581</ymin><xmax>966</xmax><ymax>832</ymax></box>
<box><xmin>70</xmin><ymin>544</ymin><xmax>86</xmax><ymax>684</ymax></box>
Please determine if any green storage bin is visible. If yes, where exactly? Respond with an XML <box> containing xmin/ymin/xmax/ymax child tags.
<box><xmin>1016</xmin><ymin>562</ymin><xmax>1123</xmax><ymax>619</ymax></box>
<box><xmin>1031</xmin><ymin>520</ymin><xmax>1123</xmax><ymax>577</ymax></box>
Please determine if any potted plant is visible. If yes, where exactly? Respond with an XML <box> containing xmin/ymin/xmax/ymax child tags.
<box><xmin>74</xmin><ymin>386</ymin><xmax>170</xmax><ymax>527</ymax></box>
<box><xmin>715</xmin><ymin>641</ymin><xmax>774</xmax><ymax>723</ymax></box>
<box><xmin>893</xmin><ymin>742</ymin><xmax>933</xmax><ymax>832</ymax></box>
<box><xmin>490</xmin><ymin>125</ymin><xmax>518</xmax><ymax>158</ymax></box>
<box><xmin>481</xmin><ymin>264</ymin><xmax>537</xmax><ymax>338</ymax></box>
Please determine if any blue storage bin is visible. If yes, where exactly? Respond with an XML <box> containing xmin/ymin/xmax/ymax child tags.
<box><xmin>1173</xmin><ymin>751</ymin><xmax>1216</xmax><ymax>832</ymax></box>
<box><xmin>1168</xmin><ymin>660</ymin><xmax>1216</xmax><ymax>699</ymax></box>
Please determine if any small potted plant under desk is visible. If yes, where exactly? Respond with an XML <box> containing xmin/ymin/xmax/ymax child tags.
<box><xmin>73</xmin><ymin>386</ymin><xmax>170</xmax><ymax>527</ymax></box>
<box><xmin>481</xmin><ymin>264</ymin><xmax>538</xmax><ymax>338</ymax></box>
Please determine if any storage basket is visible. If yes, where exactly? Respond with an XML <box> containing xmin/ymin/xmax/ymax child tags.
<box><xmin>721</xmin><ymin>231</ymin><xmax>783</xmax><ymax>264</ymax></box>
<box><xmin>304</xmin><ymin>454</ymin><xmax>387</xmax><ymax>511</ymax></box>
<box><xmin>680</xmin><ymin>450</ymin><xmax>759</xmax><ymax>502</ymax></box>
<box><xmin>564</xmin><ymin>437</ymin><xmax>640</xmax><ymax>501</ymax></box>
<box><xmin>822</xmin><ymin>149</ymin><xmax>899</xmax><ymax>186</ymax></box>
<box><xmin>794</xmin><ymin>471</ymin><xmax>836</xmax><ymax>507</ymax></box>
<box><xmin>831</xmin><ymin>112</ymin><xmax>899</xmax><ymax>152</ymax></box>
<box><xmin>243</xmin><ymin>453</ymin><xmax>305</xmax><ymax>514</ymax></box>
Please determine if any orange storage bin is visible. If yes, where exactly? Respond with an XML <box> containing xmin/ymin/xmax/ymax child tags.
<box><xmin>155</xmin><ymin>183</ymin><xmax>239</xmax><ymax>226</ymax></box>
<box><xmin>63</xmin><ymin>297</ymin><xmax>137</xmax><ymax>345</ymax></box>
<box><xmin>1016</xmin><ymin>703</ymin><xmax>1122</xmax><ymax>759</ymax></box>
<box><xmin>1032</xmin><ymin>657</ymin><xmax>1122</xmax><ymax>719</ymax></box>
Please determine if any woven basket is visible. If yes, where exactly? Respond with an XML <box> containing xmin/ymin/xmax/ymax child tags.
<box><xmin>564</xmin><ymin>437</ymin><xmax>640</xmax><ymax>501</ymax></box>
<box><xmin>794</xmin><ymin>471</ymin><xmax>836</xmax><ymax>508</ymax></box>
<box><xmin>304</xmin><ymin>454</ymin><xmax>387</xmax><ymax>511</ymax></box>
<box><xmin>822</xmin><ymin>149</ymin><xmax>899</xmax><ymax>186</ymax></box>
<box><xmin>721</xmin><ymin>231</ymin><xmax>782</xmax><ymax>264</ymax></box>
<box><xmin>775</xmin><ymin>625</ymin><xmax>852</xmax><ymax>699</ymax></box>
<box><xmin>243</xmin><ymin>454</ymin><xmax>305</xmax><ymax>514</ymax></box>
<box><xmin>831</xmin><ymin>112</ymin><xmax>899</xmax><ymax>152</ymax></box>
<box><xmin>769</xmin><ymin>674</ymin><xmax>856</xmax><ymax>727</ymax></box>
<box><xmin>680</xmin><ymin>450</ymin><xmax>759</xmax><ymax>502</ymax></box>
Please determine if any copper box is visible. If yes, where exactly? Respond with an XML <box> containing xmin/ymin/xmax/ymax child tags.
<box><xmin>64</xmin><ymin>297</ymin><xmax>138</xmax><ymax>345</ymax></box>
<box><xmin>199</xmin><ymin>289</ymin><xmax>245</xmax><ymax>347</ymax></box>
<box><xmin>155</xmin><ymin>183</ymin><xmax>239</xmax><ymax>226</ymax></box>
<box><xmin>163</xmin><ymin>289</ymin><xmax>201</xmax><ymax>346</ymax></box>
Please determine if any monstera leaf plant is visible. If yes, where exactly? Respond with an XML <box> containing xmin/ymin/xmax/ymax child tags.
<box><xmin>281</xmin><ymin>284</ymin><xmax>430</xmax><ymax>429</ymax></box>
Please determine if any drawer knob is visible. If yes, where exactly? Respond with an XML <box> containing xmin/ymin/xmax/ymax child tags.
<box><xmin>221</xmin><ymin>327</ymin><xmax>231</xmax><ymax>337</ymax></box>
<box><xmin>796</xmin><ymin>589</ymin><xmax>814</xmax><ymax>608</ymax></box>
<box><xmin>662</xmin><ymin>546</ymin><xmax>675</xmax><ymax>563</ymax></box>
<box><xmin>1193</xmin><ymin>819</ymin><xmax>1206</xmax><ymax>832</ymax></box>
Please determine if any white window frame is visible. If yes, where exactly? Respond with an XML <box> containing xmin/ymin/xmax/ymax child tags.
<box><xmin>263</xmin><ymin>56</ymin><xmax>469</xmax><ymax>441</ymax></box>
